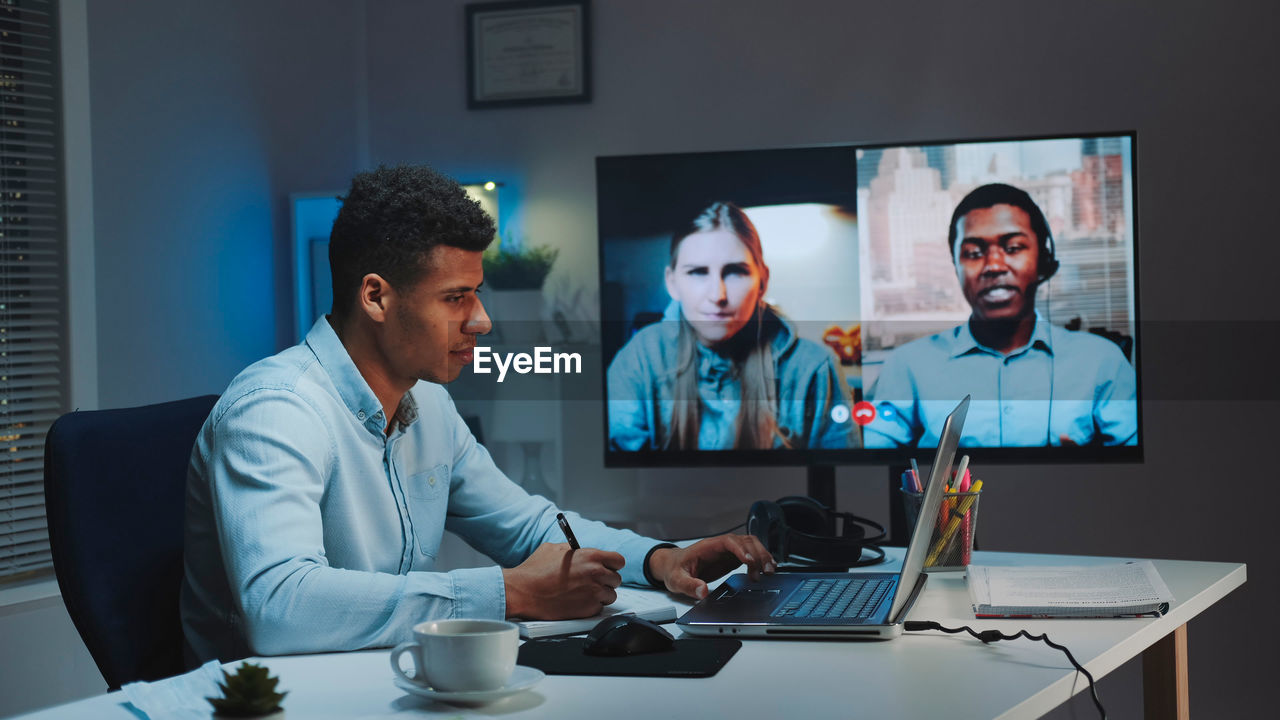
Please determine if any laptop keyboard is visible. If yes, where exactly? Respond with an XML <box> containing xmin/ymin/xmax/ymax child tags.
<box><xmin>771</xmin><ymin>577</ymin><xmax>892</xmax><ymax>619</ymax></box>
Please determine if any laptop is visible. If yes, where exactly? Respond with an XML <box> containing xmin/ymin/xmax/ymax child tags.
<box><xmin>677</xmin><ymin>395</ymin><xmax>970</xmax><ymax>639</ymax></box>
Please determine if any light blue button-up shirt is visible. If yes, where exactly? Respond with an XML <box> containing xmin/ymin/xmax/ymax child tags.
<box><xmin>181</xmin><ymin>317</ymin><xmax>662</xmax><ymax>663</ymax></box>
<box><xmin>863</xmin><ymin>314</ymin><xmax>1137</xmax><ymax>448</ymax></box>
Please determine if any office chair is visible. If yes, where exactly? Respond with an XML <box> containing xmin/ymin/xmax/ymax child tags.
<box><xmin>43</xmin><ymin>395</ymin><xmax>219</xmax><ymax>690</ymax></box>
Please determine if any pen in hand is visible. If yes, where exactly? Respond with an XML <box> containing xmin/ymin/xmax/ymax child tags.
<box><xmin>556</xmin><ymin>512</ymin><xmax>580</xmax><ymax>550</ymax></box>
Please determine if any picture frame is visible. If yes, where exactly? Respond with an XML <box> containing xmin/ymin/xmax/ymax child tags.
<box><xmin>466</xmin><ymin>0</ymin><xmax>592</xmax><ymax>109</ymax></box>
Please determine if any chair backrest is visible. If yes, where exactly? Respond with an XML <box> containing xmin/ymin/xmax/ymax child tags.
<box><xmin>44</xmin><ymin>395</ymin><xmax>219</xmax><ymax>690</ymax></box>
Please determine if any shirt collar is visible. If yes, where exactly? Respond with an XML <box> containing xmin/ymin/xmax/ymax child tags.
<box><xmin>304</xmin><ymin>316</ymin><xmax>419</xmax><ymax>433</ymax></box>
<box><xmin>948</xmin><ymin>311</ymin><xmax>1054</xmax><ymax>358</ymax></box>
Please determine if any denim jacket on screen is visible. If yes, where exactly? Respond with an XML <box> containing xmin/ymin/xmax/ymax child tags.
<box><xmin>607</xmin><ymin>302</ymin><xmax>853</xmax><ymax>451</ymax></box>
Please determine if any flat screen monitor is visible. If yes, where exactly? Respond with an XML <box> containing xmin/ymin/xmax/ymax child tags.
<box><xmin>597</xmin><ymin>133</ymin><xmax>1141</xmax><ymax>471</ymax></box>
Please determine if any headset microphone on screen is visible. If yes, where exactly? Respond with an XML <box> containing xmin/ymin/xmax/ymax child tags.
<box><xmin>747</xmin><ymin>496</ymin><xmax>886</xmax><ymax>568</ymax></box>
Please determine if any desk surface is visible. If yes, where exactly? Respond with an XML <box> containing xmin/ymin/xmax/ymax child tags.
<box><xmin>15</xmin><ymin>550</ymin><xmax>1245</xmax><ymax>720</ymax></box>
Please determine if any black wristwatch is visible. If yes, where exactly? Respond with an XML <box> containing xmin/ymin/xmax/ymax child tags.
<box><xmin>643</xmin><ymin>543</ymin><xmax>678</xmax><ymax>588</ymax></box>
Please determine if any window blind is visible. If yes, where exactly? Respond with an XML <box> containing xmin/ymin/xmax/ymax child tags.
<box><xmin>0</xmin><ymin>0</ymin><xmax>64</xmax><ymax>582</ymax></box>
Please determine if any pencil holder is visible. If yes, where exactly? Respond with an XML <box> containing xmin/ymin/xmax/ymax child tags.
<box><xmin>901</xmin><ymin>488</ymin><xmax>982</xmax><ymax>571</ymax></box>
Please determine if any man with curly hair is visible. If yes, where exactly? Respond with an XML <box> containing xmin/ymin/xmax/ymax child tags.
<box><xmin>181</xmin><ymin>165</ymin><xmax>775</xmax><ymax>662</ymax></box>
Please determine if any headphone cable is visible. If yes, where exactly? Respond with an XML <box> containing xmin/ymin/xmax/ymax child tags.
<box><xmin>1046</xmin><ymin>277</ymin><xmax>1055</xmax><ymax>446</ymax></box>
<box><xmin>788</xmin><ymin>542</ymin><xmax>886</xmax><ymax>568</ymax></box>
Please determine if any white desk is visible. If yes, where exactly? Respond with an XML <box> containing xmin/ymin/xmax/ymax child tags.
<box><xmin>15</xmin><ymin>551</ymin><xmax>1244</xmax><ymax>720</ymax></box>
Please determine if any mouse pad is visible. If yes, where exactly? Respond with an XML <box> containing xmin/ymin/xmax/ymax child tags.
<box><xmin>517</xmin><ymin>637</ymin><xmax>742</xmax><ymax>678</ymax></box>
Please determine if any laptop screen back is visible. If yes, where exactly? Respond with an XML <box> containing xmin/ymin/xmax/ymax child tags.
<box><xmin>885</xmin><ymin>395</ymin><xmax>970</xmax><ymax>623</ymax></box>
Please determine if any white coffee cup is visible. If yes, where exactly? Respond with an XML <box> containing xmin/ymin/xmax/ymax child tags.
<box><xmin>390</xmin><ymin>619</ymin><xmax>519</xmax><ymax>692</ymax></box>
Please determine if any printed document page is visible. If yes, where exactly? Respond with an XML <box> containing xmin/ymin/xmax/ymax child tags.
<box><xmin>969</xmin><ymin>561</ymin><xmax>1174</xmax><ymax>615</ymax></box>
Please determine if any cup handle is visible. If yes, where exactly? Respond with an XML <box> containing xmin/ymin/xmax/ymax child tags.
<box><xmin>390</xmin><ymin>641</ymin><xmax>422</xmax><ymax>684</ymax></box>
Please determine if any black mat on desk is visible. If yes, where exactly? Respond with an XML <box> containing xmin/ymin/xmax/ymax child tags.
<box><xmin>518</xmin><ymin>637</ymin><xmax>741</xmax><ymax>678</ymax></box>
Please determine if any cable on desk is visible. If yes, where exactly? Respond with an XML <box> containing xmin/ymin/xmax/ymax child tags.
<box><xmin>903</xmin><ymin>620</ymin><xmax>1106</xmax><ymax>719</ymax></box>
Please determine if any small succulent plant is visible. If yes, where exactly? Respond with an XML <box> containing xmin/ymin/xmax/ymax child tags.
<box><xmin>207</xmin><ymin>662</ymin><xmax>287</xmax><ymax>717</ymax></box>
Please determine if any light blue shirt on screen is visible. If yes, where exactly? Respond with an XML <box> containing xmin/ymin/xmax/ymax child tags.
<box><xmin>863</xmin><ymin>313</ymin><xmax>1137</xmax><ymax>449</ymax></box>
<box><xmin>182</xmin><ymin>317</ymin><xmax>662</xmax><ymax>663</ymax></box>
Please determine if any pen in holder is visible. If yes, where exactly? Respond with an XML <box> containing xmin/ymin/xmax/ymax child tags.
<box><xmin>901</xmin><ymin>481</ymin><xmax>983</xmax><ymax>571</ymax></box>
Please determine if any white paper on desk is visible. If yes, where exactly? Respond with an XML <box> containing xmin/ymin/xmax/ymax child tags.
<box><xmin>518</xmin><ymin>586</ymin><xmax>677</xmax><ymax>638</ymax></box>
<box><xmin>120</xmin><ymin>660</ymin><xmax>227</xmax><ymax>720</ymax></box>
<box><xmin>969</xmin><ymin>561</ymin><xmax>1174</xmax><ymax>617</ymax></box>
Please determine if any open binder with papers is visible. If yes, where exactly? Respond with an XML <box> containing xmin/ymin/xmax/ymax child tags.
<box><xmin>968</xmin><ymin>561</ymin><xmax>1174</xmax><ymax>618</ymax></box>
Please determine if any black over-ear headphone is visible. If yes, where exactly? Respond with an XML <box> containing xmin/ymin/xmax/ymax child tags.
<box><xmin>747</xmin><ymin>496</ymin><xmax>886</xmax><ymax>568</ymax></box>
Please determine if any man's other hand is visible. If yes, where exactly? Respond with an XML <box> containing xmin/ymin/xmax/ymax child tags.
<box><xmin>647</xmin><ymin>535</ymin><xmax>776</xmax><ymax>600</ymax></box>
<box><xmin>502</xmin><ymin>543</ymin><xmax>624</xmax><ymax>620</ymax></box>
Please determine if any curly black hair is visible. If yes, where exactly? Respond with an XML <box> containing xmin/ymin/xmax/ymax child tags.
<box><xmin>328</xmin><ymin>164</ymin><xmax>495</xmax><ymax>318</ymax></box>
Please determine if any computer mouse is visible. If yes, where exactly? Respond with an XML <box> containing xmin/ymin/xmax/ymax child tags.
<box><xmin>582</xmin><ymin>614</ymin><xmax>676</xmax><ymax>656</ymax></box>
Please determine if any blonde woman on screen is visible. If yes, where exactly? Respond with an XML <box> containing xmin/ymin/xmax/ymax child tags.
<box><xmin>608</xmin><ymin>202</ymin><xmax>851</xmax><ymax>451</ymax></box>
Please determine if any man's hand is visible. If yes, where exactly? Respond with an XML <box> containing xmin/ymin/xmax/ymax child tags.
<box><xmin>646</xmin><ymin>534</ymin><xmax>776</xmax><ymax>600</ymax></box>
<box><xmin>502</xmin><ymin>543</ymin><xmax>624</xmax><ymax>620</ymax></box>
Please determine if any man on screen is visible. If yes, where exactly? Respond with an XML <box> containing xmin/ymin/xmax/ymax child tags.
<box><xmin>864</xmin><ymin>183</ymin><xmax>1137</xmax><ymax>448</ymax></box>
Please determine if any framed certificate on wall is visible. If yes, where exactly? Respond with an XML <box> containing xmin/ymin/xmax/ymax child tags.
<box><xmin>466</xmin><ymin>0</ymin><xmax>592</xmax><ymax>109</ymax></box>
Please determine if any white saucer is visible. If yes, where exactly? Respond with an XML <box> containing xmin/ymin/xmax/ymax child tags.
<box><xmin>393</xmin><ymin>665</ymin><xmax>545</xmax><ymax>705</ymax></box>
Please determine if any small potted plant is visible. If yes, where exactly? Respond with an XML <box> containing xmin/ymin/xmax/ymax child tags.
<box><xmin>207</xmin><ymin>661</ymin><xmax>288</xmax><ymax>719</ymax></box>
<box><xmin>482</xmin><ymin>241</ymin><xmax>558</xmax><ymax>290</ymax></box>
<box><xmin>482</xmin><ymin>241</ymin><xmax>559</xmax><ymax>344</ymax></box>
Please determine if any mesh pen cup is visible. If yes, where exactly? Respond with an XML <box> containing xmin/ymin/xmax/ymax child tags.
<box><xmin>901</xmin><ymin>488</ymin><xmax>982</xmax><ymax>571</ymax></box>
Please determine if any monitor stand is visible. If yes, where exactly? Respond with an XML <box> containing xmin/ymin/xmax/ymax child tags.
<box><xmin>806</xmin><ymin>465</ymin><xmax>836</xmax><ymax>510</ymax></box>
<box><xmin>886</xmin><ymin>464</ymin><xmax>910</xmax><ymax>546</ymax></box>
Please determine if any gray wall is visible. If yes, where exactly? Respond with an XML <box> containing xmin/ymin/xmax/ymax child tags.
<box><xmin>0</xmin><ymin>597</ymin><xmax>103</xmax><ymax>717</ymax></box>
<box><xmin>87</xmin><ymin>0</ymin><xmax>367</xmax><ymax>408</ymax></box>
<box><xmin>3</xmin><ymin>0</ymin><xmax>1275</xmax><ymax>716</ymax></box>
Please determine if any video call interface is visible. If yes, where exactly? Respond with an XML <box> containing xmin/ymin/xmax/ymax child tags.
<box><xmin>598</xmin><ymin>134</ymin><xmax>1139</xmax><ymax>458</ymax></box>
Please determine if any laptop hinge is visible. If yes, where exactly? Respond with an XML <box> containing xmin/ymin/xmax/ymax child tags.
<box><xmin>889</xmin><ymin>572</ymin><xmax>929</xmax><ymax>624</ymax></box>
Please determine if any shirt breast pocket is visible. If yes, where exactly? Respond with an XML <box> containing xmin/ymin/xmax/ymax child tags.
<box><xmin>404</xmin><ymin>463</ymin><xmax>450</xmax><ymax>558</ymax></box>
